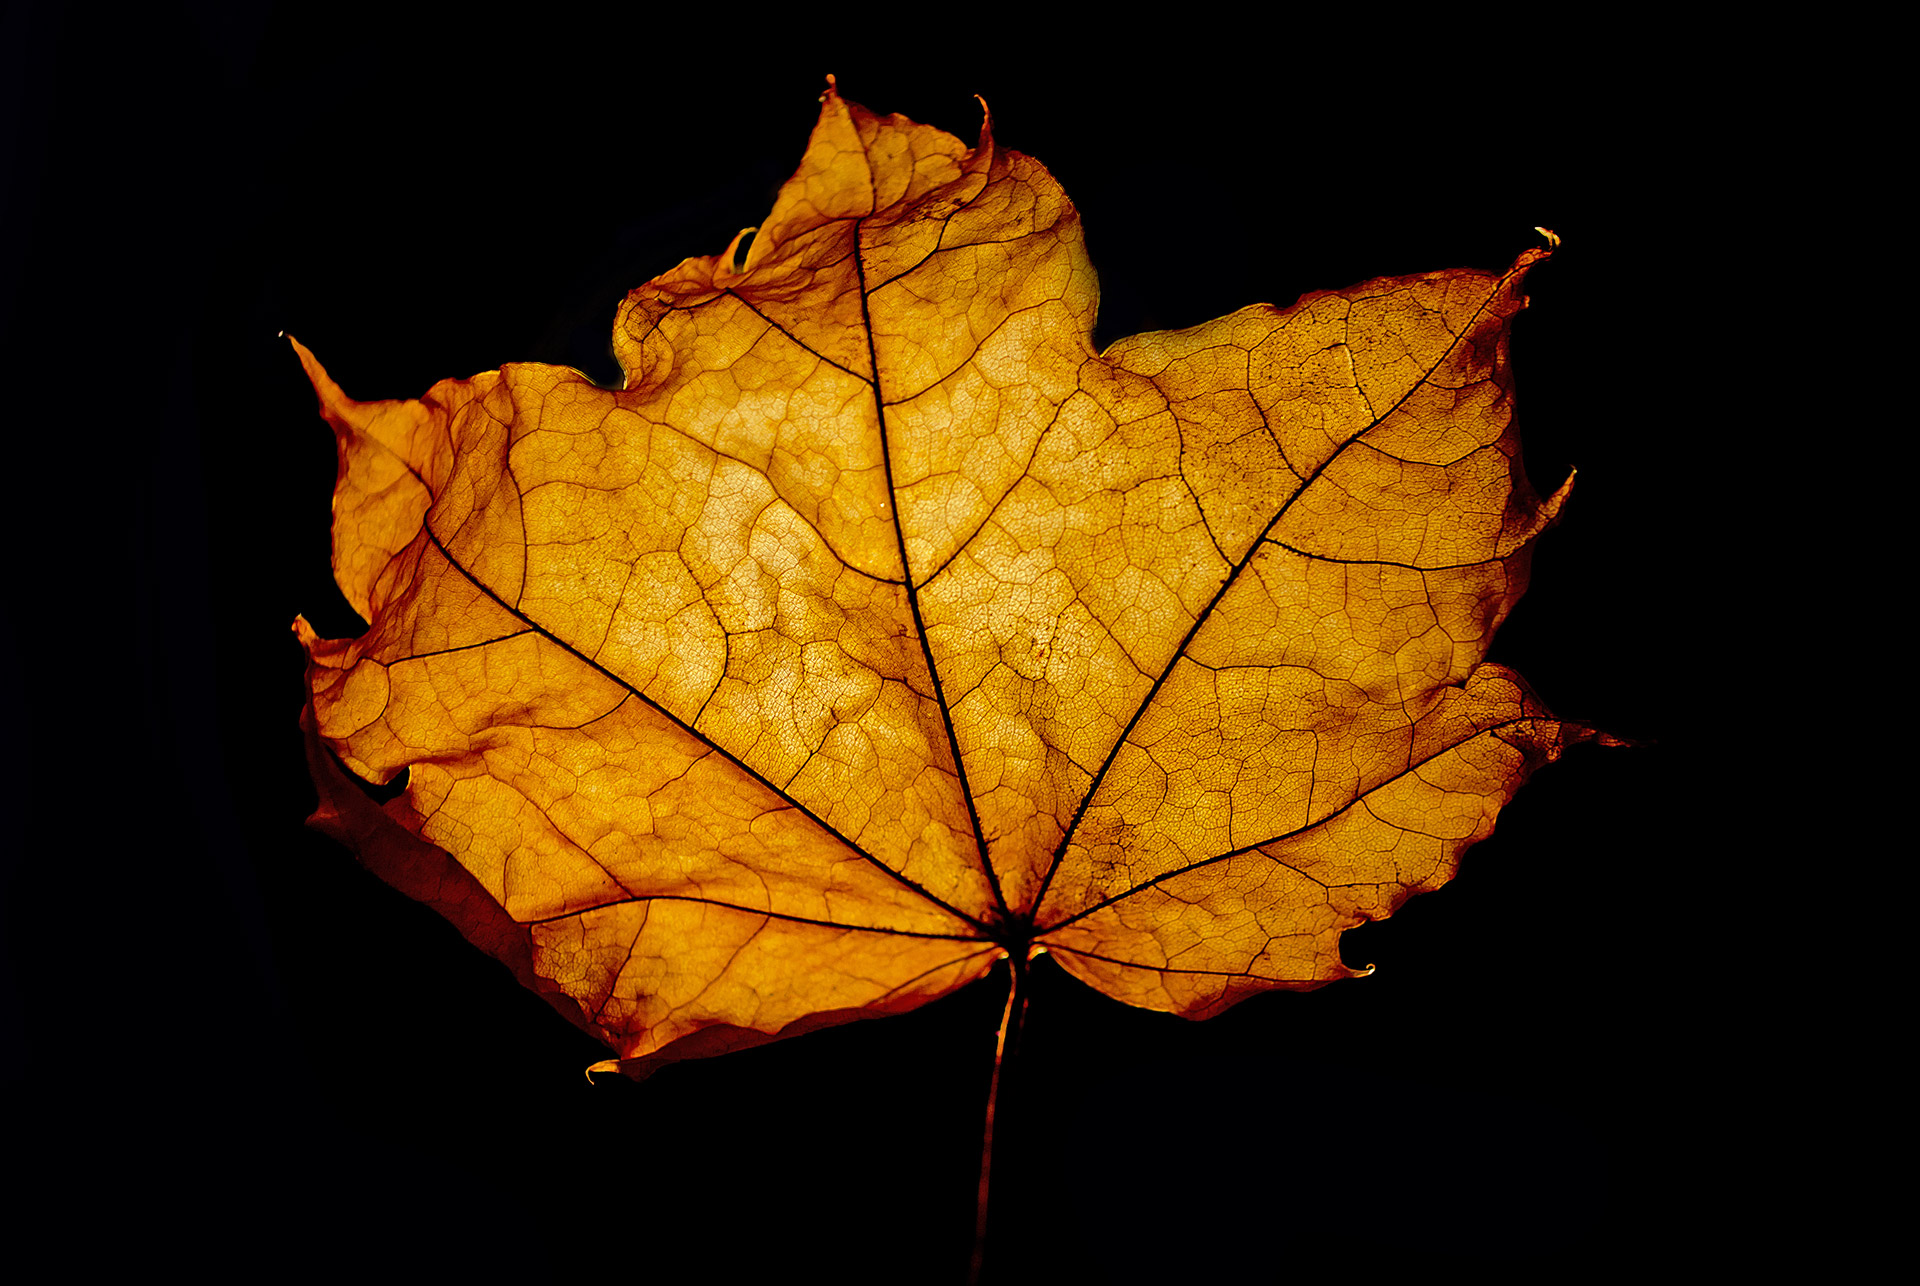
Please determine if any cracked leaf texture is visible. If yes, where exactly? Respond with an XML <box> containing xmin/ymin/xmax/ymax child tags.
<box><xmin>296</xmin><ymin>85</ymin><xmax>1596</xmax><ymax>1076</ymax></box>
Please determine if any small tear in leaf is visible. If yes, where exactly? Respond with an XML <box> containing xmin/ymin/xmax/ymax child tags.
<box><xmin>340</xmin><ymin>754</ymin><xmax>406</xmax><ymax>804</ymax></box>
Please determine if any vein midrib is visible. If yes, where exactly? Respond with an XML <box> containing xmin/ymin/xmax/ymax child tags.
<box><xmin>852</xmin><ymin>199</ymin><xmax>1015</xmax><ymax>933</ymax></box>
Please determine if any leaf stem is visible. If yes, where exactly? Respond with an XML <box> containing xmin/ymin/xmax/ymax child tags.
<box><xmin>968</xmin><ymin>952</ymin><xmax>1029</xmax><ymax>1286</ymax></box>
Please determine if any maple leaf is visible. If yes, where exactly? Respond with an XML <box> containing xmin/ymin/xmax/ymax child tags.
<box><xmin>294</xmin><ymin>81</ymin><xmax>1602</xmax><ymax>1088</ymax></box>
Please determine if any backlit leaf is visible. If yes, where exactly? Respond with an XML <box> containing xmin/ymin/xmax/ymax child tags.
<box><xmin>294</xmin><ymin>80</ymin><xmax>1603</xmax><ymax>1081</ymax></box>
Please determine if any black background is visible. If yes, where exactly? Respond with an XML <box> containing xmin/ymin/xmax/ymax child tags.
<box><xmin>4</xmin><ymin>5</ymin><xmax>1726</xmax><ymax>1280</ymax></box>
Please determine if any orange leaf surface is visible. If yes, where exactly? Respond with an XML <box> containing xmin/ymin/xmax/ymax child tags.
<box><xmin>295</xmin><ymin>82</ymin><xmax>1600</xmax><ymax>1080</ymax></box>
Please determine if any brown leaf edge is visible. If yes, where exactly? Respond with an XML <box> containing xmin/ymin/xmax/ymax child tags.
<box><xmin>298</xmin><ymin>694</ymin><xmax>1000</xmax><ymax>1081</ymax></box>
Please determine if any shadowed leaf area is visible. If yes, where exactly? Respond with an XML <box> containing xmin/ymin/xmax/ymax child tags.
<box><xmin>295</xmin><ymin>82</ymin><xmax>1604</xmax><ymax>1081</ymax></box>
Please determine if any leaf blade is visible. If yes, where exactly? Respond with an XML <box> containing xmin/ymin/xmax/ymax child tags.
<box><xmin>296</xmin><ymin>85</ymin><xmax>1594</xmax><ymax>1067</ymax></box>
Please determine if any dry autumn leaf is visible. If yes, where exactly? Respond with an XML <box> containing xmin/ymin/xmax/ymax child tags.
<box><xmin>294</xmin><ymin>82</ymin><xmax>1602</xmax><ymax>1100</ymax></box>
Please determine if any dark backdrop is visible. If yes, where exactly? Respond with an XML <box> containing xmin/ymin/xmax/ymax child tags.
<box><xmin>4</xmin><ymin>5</ymin><xmax>1709</xmax><ymax>1280</ymax></box>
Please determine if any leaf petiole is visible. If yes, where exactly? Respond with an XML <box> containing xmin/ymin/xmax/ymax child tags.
<box><xmin>969</xmin><ymin>951</ymin><xmax>1029</xmax><ymax>1286</ymax></box>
